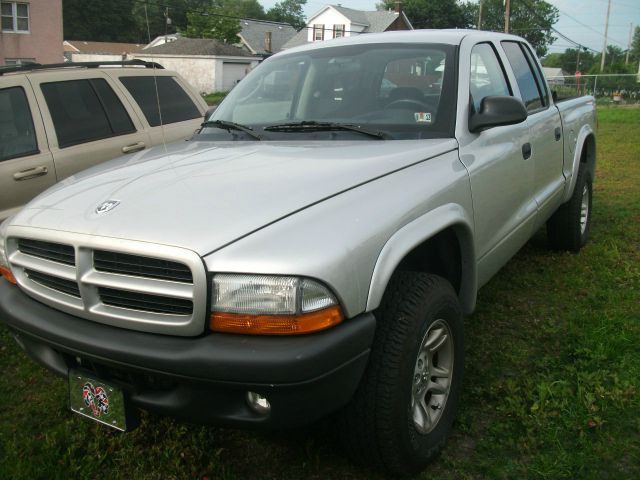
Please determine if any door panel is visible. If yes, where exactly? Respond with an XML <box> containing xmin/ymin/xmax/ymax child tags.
<box><xmin>0</xmin><ymin>80</ymin><xmax>55</xmax><ymax>221</ymax></box>
<box><xmin>459</xmin><ymin>42</ymin><xmax>537</xmax><ymax>285</ymax></box>
<box><xmin>28</xmin><ymin>72</ymin><xmax>150</xmax><ymax>181</ymax></box>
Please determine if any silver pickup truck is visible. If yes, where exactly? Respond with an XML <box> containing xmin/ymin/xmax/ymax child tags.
<box><xmin>0</xmin><ymin>30</ymin><xmax>595</xmax><ymax>476</ymax></box>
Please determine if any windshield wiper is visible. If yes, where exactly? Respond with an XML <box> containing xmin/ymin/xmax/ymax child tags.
<box><xmin>201</xmin><ymin>120</ymin><xmax>262</xmax><ymax>140</ymax></box>
<box><xmin>263</xmin><ymin>121</ymin><xmax>390</xmax><ymax>140</ymax></box>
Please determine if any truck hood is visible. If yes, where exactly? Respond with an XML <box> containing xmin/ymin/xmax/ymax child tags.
<box><xmin>11</xmin><ymin>139</ymin><xmax>457</xmax><ymax>255</ymax></box>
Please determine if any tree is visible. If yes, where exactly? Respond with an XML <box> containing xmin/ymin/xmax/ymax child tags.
<box><xmin>465</xmin><ymin>0</ymin><xmax>559</xmax><ymax>57</ymax></box>
<box><xmin>542</xmin><ymin>48</ymin><xmax>596</xmax><ymax>74</ymax></box>
<box><xmin>266</xmin><ymin>0</ymin><xmax>307</xmax><ymax>30</ymax></box>
<box><xmin>184</xmin><ymin>7</ymin><xmax>241</xmax><ymax>43</ymax></box>
<box><xmin>378</xmin><ymin>0</ymin><xmax>473</xmax><ymax>29</ymax></box>
<box><xmin>63</xmin><ymin>0</ymin><xmax>139</xmax><ymax>42</ymax></box>
<box><xmin>630</xmin><ymin>26</ymin><xmax>640</xmax><ymax>64</ymax></box>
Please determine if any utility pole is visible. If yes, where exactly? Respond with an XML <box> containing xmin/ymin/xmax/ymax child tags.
<box><xmin>478</xmin><ymin>0</ymin><xmax>483</xmax><ymax>30</ymax></box>
<box><xmin>626</xmin><ymin>23</ymin><xmax>633</xmax><ymax>65</ymax></box>
<box><xmin>504</xmin><ymin>0</ymin><xmax>510</xmax><ymax>34</ymax></box>
<box><xmin>600</xmin><ymin>0</ymin><xmax>611</xmax><ymax>71</ymax></box>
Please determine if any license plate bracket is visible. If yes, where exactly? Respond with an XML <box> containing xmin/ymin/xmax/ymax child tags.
<box><xmin>69</xmin><ymin>369</ymin><xmax>128</xmax><ymax>431</ymax></box>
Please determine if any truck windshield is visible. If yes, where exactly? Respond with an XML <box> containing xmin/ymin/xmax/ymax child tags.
<box><xmin>207</xmin><ymin>43</ymin><xmax>457</xmax><ymax>140</ymax></box>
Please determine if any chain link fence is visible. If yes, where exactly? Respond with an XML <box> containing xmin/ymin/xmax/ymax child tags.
<box><xmin>546</xmin><ymin>74</ymin><xmax>640</xmax><ymax>105</ymax></box>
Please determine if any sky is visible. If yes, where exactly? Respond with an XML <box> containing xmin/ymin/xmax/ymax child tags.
<box><xmin>259</xmin><ymin>0</ymin><xmax>640</xmax><ymax>54</ymax></box>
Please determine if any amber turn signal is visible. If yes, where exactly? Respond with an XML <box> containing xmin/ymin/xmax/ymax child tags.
<box><xmin>210</xmin><ymin>305</ymin><xmax>343</xmax><ymax>335</ymax></box>
<box><xmin>0</xmin><ymin>266</ymin><xmax>16</xmax><ymax>285</ymax></box>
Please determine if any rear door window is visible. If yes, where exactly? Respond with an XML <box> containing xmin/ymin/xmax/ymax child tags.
<box><xmin>119</xmin><ymin>76</ymin><xmax>201</xmax><ymax>127</ymax></box>
<box><xmin>41</xmin><ymin>79</ymin><xmax>135</xmax><ymax>148</ymax></box>
<box><xmin>0</xmin><ymin>86</ymin><xmax>38</xmax><ymax>161</ymax></box>
<box><xmin>501</xmin><ymin>41</ymin><xmax>544</xmax><ymax>112</ymax></box>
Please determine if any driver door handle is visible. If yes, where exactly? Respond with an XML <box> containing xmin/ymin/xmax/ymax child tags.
<box><xmin>13</xmin><ymin>165</ymin><xmax>48</xmax><ymax>181</ymax></box>
<box><xmin>522</xmin><ymin>143</ymin><xmax>532</xmax><ymax>160</ymax></box>
<box><xmin>122</xmin><ymin>141</ymin><xmax>146</xmax><ymax>153</ymax></box>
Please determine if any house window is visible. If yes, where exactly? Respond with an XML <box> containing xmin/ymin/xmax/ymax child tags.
<box><xmin>313</xmin><ymin>24</ymin><xmax>324</xmax><ymax>41</ymax></box>
<box><xmin>333</xmin><ymin>24</ymin><xmax>345</xmax><ymax>38</ymax></box>
<box><xmin>4</xmin><ymin>58</ymin><xmax>35</xmax><ymax>66</ymax></box>
<box><xmin>1</xmin><ymin>2</ymin><xmax>30</xmax><ymax>33</ymax></box>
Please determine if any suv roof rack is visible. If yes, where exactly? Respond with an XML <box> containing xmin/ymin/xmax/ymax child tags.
<box><xmin>0</xmin><ymin>59</ymin><xmax>164</xmax><ymax>76</ymax></box>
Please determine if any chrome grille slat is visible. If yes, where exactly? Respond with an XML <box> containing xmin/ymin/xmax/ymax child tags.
<box><xmin>10</xmin><ymin>251</ymin><xmax>77</xmax><ymax>281</ymax></box>
<box><xmin>82</xmin><ymin>271</ymin><xmax>194</xmax><ymax>299</ymax></box>
<box><xmin>6</xmin><ymin>229</ymin><xmax>207</xmax><ymax>336</ymax></box>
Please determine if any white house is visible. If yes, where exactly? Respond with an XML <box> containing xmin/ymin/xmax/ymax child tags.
<box><xmin>64</xmin><ymin>40</ymin><xmax>145</xmax><ymax>62</ymax></box>
<box><xmin>542</xmin><ymin>67</ymin><xmax>568</xmax><ymax>86</ymax></box>
<box><xmin>133</xmin><ymin>38</ymin><xmax>261</xmax><ymax>93</ymax></box>
<box><xmin>282</xmin><ymin>4</ymin><xmax>413</xmax><ymax>50</ymax></box>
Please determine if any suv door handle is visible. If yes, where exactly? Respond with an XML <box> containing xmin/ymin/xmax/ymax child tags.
<box><xmin>554</xmin><ymin>127</ymin><xmax>562</xmax><ymax>141</ymax></box>
<box><xmin>121</xmin><ymin>142</ymin><xmax>146</xmax><ymax>153</ymax></box>
<box><xmin>522</xmin><ymin>143</ymin><xmax>532</xmax><ymax>160</ymax></box>
<box><xmin>13</xmin><ymin>165</ymin><xmax>48</xmax><ymax>181</ymax></box>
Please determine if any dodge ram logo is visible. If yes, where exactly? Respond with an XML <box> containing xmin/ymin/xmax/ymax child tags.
<box><xmin>96</xmin><ymin>200</ymin><xmax>120</xmax><ymax>214</ymax></box>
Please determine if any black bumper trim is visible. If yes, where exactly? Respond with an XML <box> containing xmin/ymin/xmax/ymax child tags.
<box><xmin>0</xmin><ymin>282</ymin><xmax>376</xmax><ymax>427</ymax></box>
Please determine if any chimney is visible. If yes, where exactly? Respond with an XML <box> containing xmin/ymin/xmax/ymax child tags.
<box><xmin>264</xmin><ymin>31</ymin><xmax>272</xmax><ymax>53</ymax></box>
<box><xmin>395</xmin><ymin>1</ymin><xmax>402</xmax><ymax>14</ymax></box>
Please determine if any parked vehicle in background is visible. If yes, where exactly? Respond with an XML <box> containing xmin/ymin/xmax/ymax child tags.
<box><xmin>0</xmin><ymin>31</ymin><xmax>596</xmax><ymax>476</ymax></box>
<box><xmin>0</xmin><ymin>60</ymin><xmax>207</xmax><ymax>221</ymax></box>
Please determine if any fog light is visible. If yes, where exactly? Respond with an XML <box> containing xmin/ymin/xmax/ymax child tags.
<box><xmin>246</xmin><ymin>391</ymin><xmax>271</xmax><ymax>415</ymax></box>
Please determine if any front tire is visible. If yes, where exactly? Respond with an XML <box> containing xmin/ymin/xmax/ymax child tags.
<box><xmin>547</xmin><ymin>163</ymin><xmax>592</xmax><ymax>252</ymax></box>
<box><xmin>339</xmin><ymin>272</ymin><xmax>464</xmax><ymax>476</ymax></box>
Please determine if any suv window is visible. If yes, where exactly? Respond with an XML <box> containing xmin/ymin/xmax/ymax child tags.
<box><xmin>520</xmin><ymin>43</ymin><xmax>549</xmax><ymax>106</ymax></box>
<box><xmin>0</xmin><ymin>86</ymin><xmax>38</xmax><ymax>161</ymax></box>
<box><xmin>501</xmin><ymin>41</ymin><xmax>544</xmax><ymax>112</ymax></box>
<box><xmin>119</xmin><ymin>76</ymin><xmax>201</xmax><ymax>127</ymax></box>
<box><xmin>469</xmin><ymin>43</ymin><xmax>511</xmax><ymax>114</ymax></box>
<box><xmin>41</xmin><ymin>79</ymin><xmax>135</xmax><ymax>148</ymax></box>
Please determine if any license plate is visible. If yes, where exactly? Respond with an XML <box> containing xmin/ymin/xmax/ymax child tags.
<box><xmin>69</xmin><ymin>369</ymin><xmax>127</xmax><ymax>431</ymax></box>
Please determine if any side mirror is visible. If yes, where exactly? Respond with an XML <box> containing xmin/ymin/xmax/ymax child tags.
<box><xmin>469</xmin><ymin>96</ymin><xmax>527</xmax><ymax>133</ymax></box>
<box><xmin>204</xmin><ymin>105</ymin><xmax>217</xmax><ymax>121</ymax></box>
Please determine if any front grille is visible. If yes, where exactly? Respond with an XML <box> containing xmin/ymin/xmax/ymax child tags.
<box><xmin>8</xmin><ymin>234</ymin><xmax>205</xmax><ymax>335</ymax></box>
<box><xmin>25</xmin><ymin>269</ymin><xmax>80</xmax><ymax>297</ymax></box>
<box><xmin>18</xmin><ymin>238</ymin><xmax>75</xmax><ymax>265</ymax></box>
<box><xmin>94</xmin><ymin>250</ymin><xmax>193</xmax><ymax>283</ymax></box>
<box><xmin>98</xmin><ymin>287</ymin><xmax>193</xmax><ymax>315</ymax></box>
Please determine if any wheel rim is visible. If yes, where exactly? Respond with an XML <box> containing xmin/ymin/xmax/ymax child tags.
<box><xmin>580</xmin><ymin>184</ymin><xmax>590</xmax><ymax>235</ymax></box>
<box><xmin>411</xmin><ymin>319</ymin><xmax>454</xmax><ymax>434</ymax></box>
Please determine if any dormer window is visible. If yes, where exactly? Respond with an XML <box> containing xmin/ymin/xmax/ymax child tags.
<box><xmin>313</xmin><ymin>24</ymin><xmax>324</xmax><ymax>41</ymax></box>
<box><xmin>333</xmin><ymin>24</ymin><xmax>345</xmax><ymax>38</ymax></box>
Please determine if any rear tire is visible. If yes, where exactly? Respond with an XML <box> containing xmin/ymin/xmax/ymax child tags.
<box><xmin>339</xmin><ymin>272</ymin><xmax>464</xmax><ymax>476</ymax></box>
<box><xmin>547</xmin><ymin>163</ymin><xmax>592</xmax><ymax>252</ymax></box>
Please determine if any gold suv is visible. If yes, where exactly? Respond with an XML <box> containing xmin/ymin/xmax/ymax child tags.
<box><xmin>0</xmin><ymin>60</ymin><xmax>207</xmax><ymax>221</ymax></box>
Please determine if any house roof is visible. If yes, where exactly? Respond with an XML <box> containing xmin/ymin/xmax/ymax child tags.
<box><xmin>238</xmin><ymin>19</ymin><xmax>297</xmax><ymax>55</ymax></box>
<box><xmin>282</xmin><ymin>4</ymin><xmax>411</xmax><ymax>50</ymax></box>
<box><xmin>64</xmin><ymin>40</ymin><xmax>145</xmax><ymax>55</ymax></box>
<box><xmin>138</xmin><ymin>38</ymin><xmax>254</xmax><ymax>57</ymax></box>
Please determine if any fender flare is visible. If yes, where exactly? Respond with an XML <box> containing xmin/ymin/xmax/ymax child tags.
<box><xmin>563</xmin><ymin>124</ymin><xmax>595</xmax><ymax>203</ymax></box>
<box><xmin>366</xmin><ymin>203</ymin><xmax>477</xmax><ymax>315</ymax></box>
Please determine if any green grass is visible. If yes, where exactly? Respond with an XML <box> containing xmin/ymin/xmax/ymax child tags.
<box><xmin>1</xmin><ymin>107</ymin><xmax>639</xmax><ymax>479</ymax></box>
<box><xmin>202</xmin><ymin>92</ymin><xmax>228</xmax><ymax>106</ymax></box>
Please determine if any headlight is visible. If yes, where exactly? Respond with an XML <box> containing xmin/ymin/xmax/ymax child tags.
<box><xmin>209</xmin><ymin>274</ymin><xmax>343</xmax><ymax>335</ymax></box>
<box><xmin>0</xmin><ymin>220</ymin><xmax>16</xmax><ymax>284</ymax></box>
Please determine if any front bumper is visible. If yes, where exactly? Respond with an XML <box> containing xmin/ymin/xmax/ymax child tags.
<box><xmin>0</xmin><ymin>283</ymin><xmax>376</xmax><ymax>428</ymax></box>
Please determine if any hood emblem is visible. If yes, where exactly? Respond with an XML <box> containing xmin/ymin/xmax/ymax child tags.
<box><xmin>96</xmin><ymin>200</ymin><xmax>120</xmax><ymax>215</ymax></box>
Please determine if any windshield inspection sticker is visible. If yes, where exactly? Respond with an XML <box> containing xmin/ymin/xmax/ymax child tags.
<box><xmin>415</xmin><ymin>112</ymin><xmax>432</xmax><ymax>124</ymax></box>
